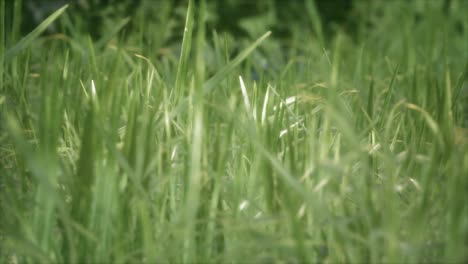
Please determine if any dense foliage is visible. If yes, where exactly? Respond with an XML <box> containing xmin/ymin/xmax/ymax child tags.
<box><xmin>1</xmin><ymin>0</ymin><xmax>467</xmax><ymax>263</ymax></box>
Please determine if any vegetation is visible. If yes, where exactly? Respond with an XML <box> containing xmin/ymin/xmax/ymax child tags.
<box><xmin>1</xmin><ymin>0</ymin><xmax>467</xmax><ymax>263</ymax></box>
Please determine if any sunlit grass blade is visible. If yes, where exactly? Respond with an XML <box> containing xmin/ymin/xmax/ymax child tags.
<box><xmin>406</xmin><ymin>102</ymin><xmax>444</xmax><ymax>147</ymax></box>
<box><xmin>163</xmin><ymin>30</ymin><xmax>271</xmax><ymax>122</ymax></box>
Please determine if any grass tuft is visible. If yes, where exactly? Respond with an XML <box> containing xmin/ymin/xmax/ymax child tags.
<box><xmin>1</xmin><ymin>0</ymin><xmax>467</xmax><ymax>263</ymax></box>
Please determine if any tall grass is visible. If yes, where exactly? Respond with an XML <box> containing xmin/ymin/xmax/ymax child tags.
<box><xmin>1</xmin><ymin>0</ymin><xmax>467</xmax><ymax>263</ymax></box>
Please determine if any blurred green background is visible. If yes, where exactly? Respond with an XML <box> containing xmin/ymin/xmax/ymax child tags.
<box><xmin>10</xmin><ymin>0</ymin><xmax>364</xmax><ymax>42</ymax></box>
<box><xmin>9</xmin><ymin>0</ymin><xmax>461</xmax><ymax>49</ymax></box>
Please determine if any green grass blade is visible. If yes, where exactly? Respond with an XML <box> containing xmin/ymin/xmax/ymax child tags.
<box><xmin>163</xmin><ymin>31</ymin><xmax>271</xmax><ymax>122</ymax></box>
<box><xmin>0</xmin><ymin>0</ymin><xmax>4</xmax><ymax>87</ymax></box>
<box><xmin>174</xmin><ymin>0</ymin><xmax>195</xmax><ymax>100</ymax></box>
<box><xmin>95</xmin><ymin>17</ymin><xmax>130</xmax><ymax>50</ymax></box>
<box><xmin>4</xmin><ymin>4</ymin><xmax>68</xmax><ymax>64</ymax></box>
<box><xmin>305</xmin><ymin>0</ymin><xmax>325</xmax><ymax>48</ymax></box>
<box><xmin>203</xmin><ymin>31</ymin><xmax>271</xmax><ymax>94</ymax></box>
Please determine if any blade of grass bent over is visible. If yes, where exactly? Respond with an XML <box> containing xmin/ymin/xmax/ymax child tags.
<box><xmin>4</xmin><ymin>4</ymin><xmax>68</xmax><ymax>64</ymax></box>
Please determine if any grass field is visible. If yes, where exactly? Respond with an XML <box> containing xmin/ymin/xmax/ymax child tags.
<box><xmin>1</xmin><ymin>0</ymin><xmax>467</xmax><ymax>263</ymax></box>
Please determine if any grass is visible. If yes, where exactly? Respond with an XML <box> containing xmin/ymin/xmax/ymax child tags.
<box><xmin>1</xmin><ymin>0</ymin><xmax>467</xmax><ymax>263</ymax></box>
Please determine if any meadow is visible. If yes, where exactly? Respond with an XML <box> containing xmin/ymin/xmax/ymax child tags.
<box><xmin>1</xmin><ymin>0</ymin><xmax>467</xmax><ymax>263</ymax></box>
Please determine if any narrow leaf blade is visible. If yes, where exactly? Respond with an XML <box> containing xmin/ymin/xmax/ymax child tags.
<box><xmin>4</xmin><ymin>4</ymin><xmax>68</xmax><ymax>63</ymax></box>
<box><xmin>203</xmin><ymin>31</ymin><xmax>271</xmax><ymax>93</ymax></box>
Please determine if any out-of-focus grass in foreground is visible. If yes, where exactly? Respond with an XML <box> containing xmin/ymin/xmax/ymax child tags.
<box><xmin>1</xmin><ymin>0</ymin><xmax>467</xmax><ymax>263</ymax></box>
